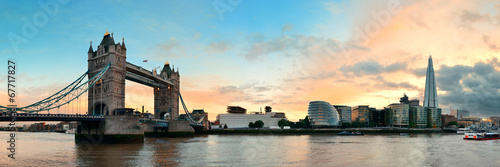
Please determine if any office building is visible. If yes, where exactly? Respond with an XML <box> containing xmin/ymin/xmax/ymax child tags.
<box><xmin>388</xmin><ymin>103</ymin><xmax>410</xmax><ymax>127</ymax></box>
<box><xmin>370</xmin><ymin>109</ymin><xmax>386</xmax><ymax>126</ymax></box>
<box><xmin>333</xmin><ymin>105</ymin><xmax>352</xmax><ymax>124</ymax></box>
<box><xmin>352</xmin><ymin>105</ymin><xmax>370</xmax><ymax>124</ymax></box>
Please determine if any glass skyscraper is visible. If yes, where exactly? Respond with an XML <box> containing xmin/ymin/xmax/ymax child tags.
<box><xmin>424</xmin><ymin>55</ymin><xmax>442</xmax><ymax>127</ymax></box>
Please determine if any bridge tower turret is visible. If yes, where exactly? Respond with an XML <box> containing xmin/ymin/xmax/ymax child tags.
<box><xmin>154</xmin><ymin>60</ymin><xmax>180</xmax><ymax>120</ymax></box>
<box><xmin>87</xmin><ymin>30</ymin><xmax>126</xmax><ymax>116</ymax></box>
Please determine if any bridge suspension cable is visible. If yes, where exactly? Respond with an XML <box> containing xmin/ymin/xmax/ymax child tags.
<box><xmin>179</xmin><ymin>93</ymin><xmax>204</xmax><ymax>125</ymax></box>
<box><xmin>11</xmin><ymin>63</ymin><xmax>111</xmax><ymax>113</ymax></box>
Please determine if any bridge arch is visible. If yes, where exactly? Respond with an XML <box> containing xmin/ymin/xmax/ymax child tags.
<box><xmin>93</xmin><ymin>102</ymin><xmax>108</xmax><ymax>116</ymax></box>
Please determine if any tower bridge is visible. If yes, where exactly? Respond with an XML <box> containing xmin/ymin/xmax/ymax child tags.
<box><xmin>0</xmin><ymin>30</ymin><xmax>204</xmax><ymax>143</ymax></box>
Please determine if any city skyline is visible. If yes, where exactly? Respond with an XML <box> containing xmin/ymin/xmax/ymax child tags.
<box><xmin>2</xmin><ymin>0</ymin><xmax>500</xmax><ymax>122</ymax></box>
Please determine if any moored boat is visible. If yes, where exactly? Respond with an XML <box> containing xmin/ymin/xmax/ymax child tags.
<box><xmin>463</xmin><ymin>132</ymin><xmax>500</xmax><ymax>140</ymax></box>
<box><xmin>337</xmin><ymin>131</ymin><xmax>364</xmax><ymax>136</ymax></box>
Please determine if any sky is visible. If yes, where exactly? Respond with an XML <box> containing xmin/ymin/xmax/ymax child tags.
<box><xmin>1</xmin><ymin>0</ymin><xmax>500</xmax><ymax>122</ymax></box>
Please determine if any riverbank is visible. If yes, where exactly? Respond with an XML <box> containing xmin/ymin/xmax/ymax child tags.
<box><xmin>202</xmin><ymin>128</ymin><xmax>444</xmax><ymax>135</ymax></box>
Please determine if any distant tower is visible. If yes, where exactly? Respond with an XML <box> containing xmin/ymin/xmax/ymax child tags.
<box><xmin>154</xmin><ymin>60</ymin><xmax>180</xmax><ymax>120</ymax></box>
<box><xmin>423</xmin><ymin>56</ymin><xmax>438</xmax><ymax>108</ymax></box>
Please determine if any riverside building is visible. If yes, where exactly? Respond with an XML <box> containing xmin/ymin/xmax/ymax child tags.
<box><xmin>216</xmin><ymin>106</ymin><xmax>286</xmax><ymax>129</ymax></box>
<box><xmin>333</xmin><ymin>105</ymin><xmax>352</xmax><ymax>124</ymax></box>
<box><xmin>308</xmin><ymin>101</ymin><xmax>340</xmax><ymax>127</ymax></box>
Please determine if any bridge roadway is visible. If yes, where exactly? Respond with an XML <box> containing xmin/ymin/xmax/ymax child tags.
<box><xmin>0</xmin><ymin>113</ymin><xmax>104</xmax><ymax>122</ymax></box>
<box><xmin>125</xmin><ymin>62</ymin><xmax>173</xmax><ymax>87</ymax></box>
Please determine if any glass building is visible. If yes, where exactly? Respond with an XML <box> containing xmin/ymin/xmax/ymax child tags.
<box><xmin>388</xmin><ymin>103</ymin><xmax>409</xmax><ymax>127</ymax></box>
<box><xmin>308</xmin><ymin>101</ymin><xmax>340</xmax><ymax>127</ymax></box>
<box><xmin>426</xmin><ymin>107</ymin><xmax>442</xmax><ymax>127</ymax></box>
<box><xmin>333</xmin><ymin>105</ymin><xmax>352</xmax><ymax>124</ymax></box>
<box><xmin>410</xmin><ymin>106</ymin><xmax>427</xmax><ymax>128</ymax></box>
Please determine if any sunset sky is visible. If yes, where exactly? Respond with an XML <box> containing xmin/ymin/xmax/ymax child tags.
<box><xmin>1</xmin><ymin>0</ymin><xmax>500</xmax><ymax>122</ymax></box>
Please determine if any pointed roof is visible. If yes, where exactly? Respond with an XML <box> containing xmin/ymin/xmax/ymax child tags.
<box><xmin>121</xmin><ymin>37</ymin><xmax>127</xmax><ymax>50</ymax></box>
<box><xmin>88</xmin><ymin>41</ymin><xmax>93</xmax><ymax>53</ymax></box>
<box><xmin>99</xmin><ymin>30</ymin><xmax>115</xmax><ymax>52</ymax></box>
<box><xmin>161</xmin><ymin>62</ymin><xmax>173</xmax><ymax>78</ymax></box>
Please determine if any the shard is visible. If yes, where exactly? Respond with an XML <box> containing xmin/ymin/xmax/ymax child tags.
<box><xmin>423</xmin><ymin>55</ymin><xmax>438</xmax><ymax>108</ymax></box>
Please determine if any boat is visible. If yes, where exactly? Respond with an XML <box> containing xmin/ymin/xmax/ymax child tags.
<box><xmin>65</xmin><ymin>128</ymin><xmax>76</xmax><ymax>134</ymax></box>
<box><xmin>457</xmin><ymin>127</ymin><xmax>471</xmax><ymax>135</ymax></box>
<box><xmin>463</xmin><ymin>132</ymin><xmax>500</xmax><ymax>140</ymax></box>
<box><xmin>337</xmin><ymin>131</ymin><xmax>364</xmax><ymax>136</ymax></box>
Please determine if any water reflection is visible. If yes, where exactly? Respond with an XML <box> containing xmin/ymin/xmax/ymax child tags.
<box><xmin>2</xmin><ymin>132</ymin><xmax>500</xmax><ymax>166</ymax></box>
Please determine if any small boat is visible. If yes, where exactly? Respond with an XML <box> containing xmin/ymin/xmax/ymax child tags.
<box><xmin>464</xmin><ymin>132</ymin><xmax>500</xmax><ymax>140</ymax></box>
<box><xmin>338</xmin><ymin>131</ymin><xmax>364</xmax><ymax>136</ymax></box>
<box><xmin>65</xmin><ymin>128</ymin><xmax>76</xmax><ymax>134</ymax></box>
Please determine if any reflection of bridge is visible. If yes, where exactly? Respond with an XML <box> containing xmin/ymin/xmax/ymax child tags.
<box><xmin>0</xmin><ymin>31</ymin><xmax>204</xmax><ymax>143</ymax></box>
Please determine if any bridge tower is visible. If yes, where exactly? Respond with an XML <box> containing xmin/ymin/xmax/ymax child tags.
<box><xmin>87</xmin><ymin>30</ymin><xmax>126</xmax><ymax>116</ymax></box>
<box><xmin>154</xmin><ymin>61</ymin><xmax>180</xmax><ymax>120</ymax></box>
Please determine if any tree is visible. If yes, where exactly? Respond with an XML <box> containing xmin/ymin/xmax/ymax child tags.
<box><xmin>447</xmin><ymin>121</ymin><xmax>458</xmax><ymax>127</ymax></box>
<box><xmin>341</xmin><ymin>123</ymin><xmax>351</xmax><ymax>128</ymax></box>
<box><xmin>254</xmin><ymin>120</ymin><xmax>264</xmax><ymax>128</ymax></box>
<box><xmin>248</xmin><ymin>122</ymin><xmax>255</xmax><ymax>128</ymax></box>
<box><xmin>278</xmin><ymin>119</ymin><xmax>288</xmax><ymax>128</ymax></box>
<box><xmin>304</xmin><ymin>116</ymin><xmax>311</xmax><ymax>128</ymax></box>
<box><xmin>409</xmin><ymin>122</ymin><xmax>416</xmax><ymax>128</ymax></box>
<box><xmin>224</xmin><ymin>124</ymin><xmax>228</xmax><ymax>129</ymax></box>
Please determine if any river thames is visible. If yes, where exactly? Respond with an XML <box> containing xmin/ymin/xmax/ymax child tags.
<box><xmin>1</xmin><ymin>132</ymin><xmax>500</xmax><ymax>166</ymax></box>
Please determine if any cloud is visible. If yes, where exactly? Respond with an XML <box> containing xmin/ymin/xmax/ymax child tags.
<box><xmin>482</xmin><ymin>35</ymin><xmax>499</xmax><ymax>51</ymax></box>
<box><xmin>340</xmin><ymin>61</ymin><xmax>407</xmax><ymax>77</ymax></box>
<box><xmin>281</xmin><ymin>24</ymin><xmax>294</xmax><ymax>33</ymax></box>
<box><xmin>437</xmin><ymin>60</ymin><xmax>500</xmax><ymax>117</ymax></box>
<box><xmin>324</xmin><ymin>1</ymin><xmax>343</xmax><ymax>15</ymax></box>
<box><xmin>206</xmin><ymin>41</ymin><xmax>230</xmax><ymax>54</ymax></box>
<box><xmin>373</xmin><ymin>76</ymin><xmax>419</xmax><ymax>90</ymax></box>
<box><xmin>155</xmin><ymin>37</ymin><xmax>186</xmax><ymax>58</ymax></box>
<box><xmin>242</xmin><ymin>34</ymin><xmax>343</xmax><ymax>61</ymax></box>
<box><xmin>460</xmin><ymin>10</ymin><xmax>490</xmax><ymax>25</ymax></box>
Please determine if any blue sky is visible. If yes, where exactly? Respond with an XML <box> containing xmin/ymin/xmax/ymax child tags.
<box><xmin>2</xmin><ymin>0</ymin><xmax>500</xmax><ymax>123</ymax></box>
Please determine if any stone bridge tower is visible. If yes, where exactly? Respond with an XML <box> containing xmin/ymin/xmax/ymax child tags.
<box><xmin>87</xmin><ymin>30</ymin><xmax>126</xmax><ymax>115</ymax></box>
<box><xmin>154</xmin><ymin>61</ymin><xmax>180</xmax><ymax>120</ymax></box>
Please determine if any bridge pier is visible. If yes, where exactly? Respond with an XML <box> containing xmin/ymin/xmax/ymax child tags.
<box><xmin>76</xmin><ymin>115</ymin><xmax>144</xmax><ymax>144</ymax></box>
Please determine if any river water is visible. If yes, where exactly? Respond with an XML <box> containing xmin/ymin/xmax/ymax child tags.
<box><xmin>1</xmin><ymin>132</ymin><xmax>500</xmax><ymax>166</ymax></box>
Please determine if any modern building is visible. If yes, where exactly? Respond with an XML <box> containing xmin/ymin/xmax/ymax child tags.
<box><xmin>227</xmin><ymin>106</ymin><xmax>246</xmax><ymax>114</ymax></box>
<box><xmin>399</xmin><ymin>94</ymin><xmax>426</xmax><ymax>127</ymax></box>
<box><xmin>423</xmin><ymin>55</ymin><xmax>442</xmax><ymax>128</ymax></box>
<box><xmin>217</xmin><ymin>111</ymin><xmax>286</xmax><ymax>129</ymax></box>
<box><xmin>333</xmin><ymin>105</ymin><xmax>352</xmax><ymax>124</ymax></box>
<box><xmin>370</xmin><ymin>109</ymin><xmax>386</xmax><ymax>126</ymax></box>
<box><xmin>352</xmin><ymin>105</ymin><xmax>370</xmax><ymax>124</ymax></box>
<box><xmin>388</xmin><ymin>103</ymin><xmax>410</xmax><ymax>127</ymax></box>
<box><xmin>451</xmin><ymin>110</ymin><xmax>470</xmax><ymax>120</ymax></box>
<box><xmin>424</xmin><ymin>56</ymin><xmax>438</xmax><ymax>108</ymax></box>
<box><xmin>308</xmin><ymin>101</ymin><xmax>340</xmax><ymax>127</ymax></box>
<box><xmin>427</xmin><ymin>107</ymin><xmax>442</xmax><ymax>127</ymax></box>
<box><xmin>410</xmin><ymin>105</ymin><xmax>427</xmax><ymax>128</ymax></box>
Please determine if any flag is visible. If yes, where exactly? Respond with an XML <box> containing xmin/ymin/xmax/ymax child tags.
<box><xmin>143</xmin><ymin>60</ymin><xmax>148</xmax><ymax>62</ymax></box>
